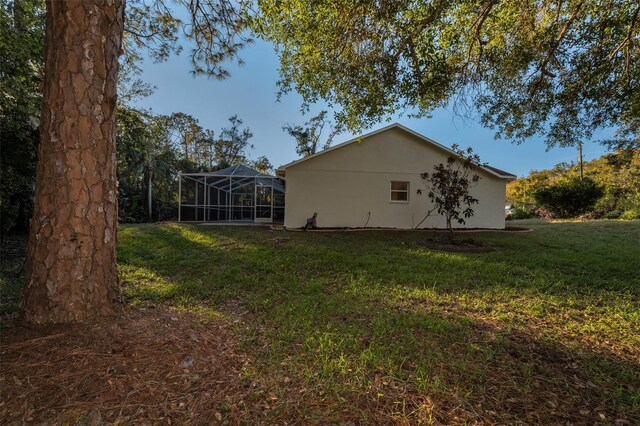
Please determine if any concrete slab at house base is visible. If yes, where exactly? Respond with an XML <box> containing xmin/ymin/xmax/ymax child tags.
<box><xmin>285</xmin><ymin>226</ymin><xmax>533</xmax><ymax>233</ymax></box>
<box><xmin>197</xmin><ymin>221</ymin><xmax>275</xmax><ymax>227</ymax></box>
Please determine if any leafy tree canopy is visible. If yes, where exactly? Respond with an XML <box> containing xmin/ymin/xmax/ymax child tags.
<box><xmin>283</xmin><ymin>110</ymin><xmax>343</xmax><ymax>157</ymax></box>
<box><xmin>215</xmin><ymin>114</ymin><xmax>254</xmax><ymax>165</ymax></box>
<box><xmin>254</xmin><ymin>0</ymin><xmax>640</xmax><ymax>149</ymax></box>
<box><xmin>251</xmin><ymin>155</ymin><xmax>274</xmax><ymax>174</ymax></box>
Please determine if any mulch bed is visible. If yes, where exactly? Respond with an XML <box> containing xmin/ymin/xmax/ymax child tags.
<box><xmin>0</xmin><ymin>306</ymin><xmax>270</xmax><ymax>425</ymax></box>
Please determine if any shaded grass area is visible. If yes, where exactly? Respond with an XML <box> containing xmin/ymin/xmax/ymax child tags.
<box><xmin>117</xmin><ymin>220</ymin><xmax>640</xmax><ymax>423</ymax></box>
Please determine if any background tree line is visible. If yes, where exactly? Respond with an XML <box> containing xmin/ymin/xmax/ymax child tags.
<box><xmin>507</xmin><ymin>149</ymin><xmax>640</xmax><ymax>219</ymax></box>
<box><xmin>116</xmin><ymin>109</ymin><xmax>268</xmax><ymax>223</ymax></box>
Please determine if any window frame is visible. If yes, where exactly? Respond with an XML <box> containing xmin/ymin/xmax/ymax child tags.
<box><xmin>389</xmin><ymin>181</ymin><xmax>410</xmax><ymax>203</ymax></box>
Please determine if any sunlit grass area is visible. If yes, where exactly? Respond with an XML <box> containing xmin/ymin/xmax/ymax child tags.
<box><xmin>116</xmin><ymin>220</ymin><xmax>640</xmax><ymax>423</ymax></box>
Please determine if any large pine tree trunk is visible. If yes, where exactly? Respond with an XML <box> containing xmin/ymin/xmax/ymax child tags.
<box><xmin>21</xmin><ymin>0</ymin><xmax>125</xmax><ymax>324</ymax></box>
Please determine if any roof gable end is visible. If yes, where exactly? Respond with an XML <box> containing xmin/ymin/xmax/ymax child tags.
<box><xmin>277</xmin><ymin>123</ymin><xmax>516</xmax><ymax>180</ymax></box>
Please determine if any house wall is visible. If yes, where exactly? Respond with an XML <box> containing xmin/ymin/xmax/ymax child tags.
<box><xmin>283</xmin><ymin>127</ymin><xmax>508</xmax><ymax>229</ymax></box>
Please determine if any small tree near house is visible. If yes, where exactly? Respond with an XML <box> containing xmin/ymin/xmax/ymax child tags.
<box><xmin>416</xmin><ymin>145</ymin><xmax>483</xmax><ymax>232</ymax></box>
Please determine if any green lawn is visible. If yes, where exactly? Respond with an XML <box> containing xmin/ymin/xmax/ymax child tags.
<box><xmin>115</xmin><ymin>220</ymin><xmax>640</xmax><ymax>423</ymax></box>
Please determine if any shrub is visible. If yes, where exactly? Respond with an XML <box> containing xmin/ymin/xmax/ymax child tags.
<box><xmin>416</xmin><ymin>145</ymin><xmax>482</xmax><ymax>231</ymax></box>
<box><xmin>578</xmin><ymin>211</ymin><xmax>605</xmax><ymax>220</ymax></box>
<box><xmin>535</xmin><ymin>208</ymin><xmax>555</xmax><ymax>219</ymax></box>
<box><xmin>620</xmin><ymin>209</ymin><xmax>640</xmax><ymax>220</ymax></box>
<box><xmin>534</xmin><ymin>177</ymin><xmax>604</xmax><ymax>218</ymax></box>
<box><xmin>604</xmin><ymin>211</ymin><xmax>622</xmax><ymax>219</ymax></box>
<box><xmin>506</xmin><ymin>208</ymin><xmax>536</xmax><ymax>220</ymax></box>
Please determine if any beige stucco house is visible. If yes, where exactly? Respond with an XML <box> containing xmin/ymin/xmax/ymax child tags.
<box><xmin>277</xmin><ymin>123</ymin><xmax>516</xmax><ymax>230</ymax></box>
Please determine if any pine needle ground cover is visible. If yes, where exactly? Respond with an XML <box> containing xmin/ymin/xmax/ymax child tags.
<box><xmin>1</xmin><ymin>220</ymin><xmax>639</xmax><ymax>423</ymax></box>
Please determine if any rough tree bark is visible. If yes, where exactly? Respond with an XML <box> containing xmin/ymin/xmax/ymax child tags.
<box><xmin>21</xmin><ymin>0</ymin><xmax>125</xmax><ymax>324</ymax></box>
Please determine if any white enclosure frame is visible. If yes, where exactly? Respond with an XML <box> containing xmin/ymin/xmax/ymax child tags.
<box><xmin>254</xmin><ymin>184</ymin><xmax>273</xmax><ymax>223</ymax></box>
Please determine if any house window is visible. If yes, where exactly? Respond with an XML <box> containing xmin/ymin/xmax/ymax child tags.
<box><xmin>390</xmin><ymin>181</ymin><xmax>409</xmax><ymax>203</ymax></box>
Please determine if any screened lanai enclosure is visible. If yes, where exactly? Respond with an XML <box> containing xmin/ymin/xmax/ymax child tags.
<box><xmin>179</xmin><ymin>164</ymin><xmax>285</xmax><ymax>223</ymax></box>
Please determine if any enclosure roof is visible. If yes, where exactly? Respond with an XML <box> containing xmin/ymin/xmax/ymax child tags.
<box><xmin>212</xmin><ymin>164</ymin><xmax>274</xmax><ymax>178</ymax></box>
<box><xmin>181</xmin><ymin>164</ymin><xmax>276</xmax><ymax>178</ymax></box>
<box><xmin>180</xmin><ymin>164</ymin><xmax>284</xmax><ymax>193</ymax></box>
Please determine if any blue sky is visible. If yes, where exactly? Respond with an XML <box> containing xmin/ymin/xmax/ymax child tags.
<box><xmin>132</xmin><ymin>39</ymin><xmax>611</xmax><ymax>178</ymax></box>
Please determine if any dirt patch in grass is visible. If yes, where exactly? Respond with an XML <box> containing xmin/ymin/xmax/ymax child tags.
<box><xmin>0</xmin><ymin>305</ymin><xmax>272</xmax><ymax>425</ymax></box>
<box><xmin>420</xmin><ymin>237</ymin><xmax>496</xmax><ymax>252</ymax></box>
